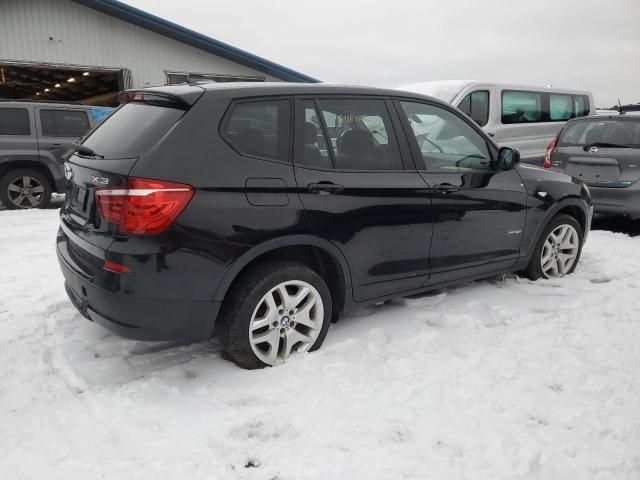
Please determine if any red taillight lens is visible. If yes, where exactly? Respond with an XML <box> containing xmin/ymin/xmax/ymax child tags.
<box><xmin>543</xmin><ymin>136</ymin><xmax>557</xmax><ymax>169</ymax></box>
<box><xmin>96</xmin><ymin>177</ymin><xmax>194</xmax><ymax>235</ymax></box>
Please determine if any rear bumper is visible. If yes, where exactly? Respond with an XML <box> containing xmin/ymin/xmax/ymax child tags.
<box><xmin>589</xmin><ymin>183</ymin><xmax>640</xmax><ymax>218</ymax></box>
<box><xmin>57</xmin><ymin>231</ymin><xmax>220</xmax><ymax>342</ymax></box>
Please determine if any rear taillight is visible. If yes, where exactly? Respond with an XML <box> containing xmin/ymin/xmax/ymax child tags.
<box><xmin>96</xmin><ymin>177</ymin><xmax>194</xmax><ymax>235</ymax></box>
<box><xmin>543</xmin><ymin>136</ymin><xmax>558</xmax><ymax>169</ymax></box>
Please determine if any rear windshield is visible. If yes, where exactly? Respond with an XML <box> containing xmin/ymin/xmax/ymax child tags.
<box><xmin>559</xmin><ymin>119</ymin><xmax>640</xmax><ymax>147</ymax></box>
<box><xmin>81</xmin><ymin>103</ymin><xmax>184</xmax><ymax>159</ymax></box>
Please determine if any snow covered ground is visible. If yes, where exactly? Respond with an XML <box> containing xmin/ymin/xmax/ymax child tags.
<box><xmin>1</xmin><ymin>209</ymin><xmax>639</xmax><ymax>480</ymax></box>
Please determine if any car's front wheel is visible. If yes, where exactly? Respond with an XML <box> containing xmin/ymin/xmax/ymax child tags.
<box><xmin>218</xmin><ymin>261</ymin><xmax>332</xmax><ymax>369</ymax></box>
<box><xmin>523</xmin><ymin>214</ymin><xmax>583</xmax><ymax>280</ymax></box>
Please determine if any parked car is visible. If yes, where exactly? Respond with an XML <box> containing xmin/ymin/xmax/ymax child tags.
<box><xmin>398</xmin><ymin>81</ymin><xmax>595</xmax><ymax>166</ymax></box>
<box><xmin>544</xmin><ymin>114</ymin><xmax>640</xmax><ymax>218</ymax></box>
<box><xmin>57</xmin><ymin>83</ymin><xmax>593</xmax><ymax>369</ymax></box>
<box><xmin>0</xmin><ymin>100</ymin><xmax>110</xmax><ymax>209</ymax></box>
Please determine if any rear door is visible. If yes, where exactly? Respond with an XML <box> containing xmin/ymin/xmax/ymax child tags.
<box><xmin>293</xmin><ymin>96</ymin><xmax>433</xmax><ymax>302</ymax></box>
<box><xmin>35</xmin><ymin>107</ymin><xmax>93</xmax><ymax>167</ymax></box>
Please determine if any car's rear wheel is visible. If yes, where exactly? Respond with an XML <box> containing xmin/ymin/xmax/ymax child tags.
<box><xmin>0</xmin><ymin>168</ymin><xmax>52</xmax><ymax>210</ymax></box>
<box><xmin>523</xmin><ymin>214</ymin><xmax>583</xmax><ymax>280</ymax></box>
<box><xmin>218</xmin><ymin>261</ymin><xmax>332</xmax><ymax>369</ymax></box>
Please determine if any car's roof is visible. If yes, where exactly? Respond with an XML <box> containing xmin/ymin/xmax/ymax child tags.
<box><xmin>136</xmin><ymin>82</ymin><xmax>451</xmax><ymax>105</ymax></box>
<box><xmin>0</xmin><ymin>99</ymin><xmax>90</xmax><ymax>108</ymax></box>
<box><xmin>568</xmin><ymin>114</ymin><xmax>640</xmax><ymax>123</ymax></box>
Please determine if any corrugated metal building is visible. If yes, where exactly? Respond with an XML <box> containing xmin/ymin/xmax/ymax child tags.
<box><xmin>0</xmin><ymin>0</ymin><xmax>316</xmax><ymax>105</ymax></box>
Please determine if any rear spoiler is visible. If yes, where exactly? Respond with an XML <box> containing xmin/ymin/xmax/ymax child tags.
<box><xmin>118</xmin><ymin>85</ymin><xmax>204</xmax><ymax>109</ymax></box>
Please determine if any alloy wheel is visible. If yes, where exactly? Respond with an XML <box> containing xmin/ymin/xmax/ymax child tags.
<box><xmin>6</xmin><ymin>175</ymin><xmax>46</xmax><ymax>208</ymax></box>
<box><xmin>541</xmin><ymin>224</ymin><xmax>580</xmax><ymax>278</ymax></box>
<box><xmin>249</xmin><ymin>280</ymin><xmax>324</xmax><ymax>365</ymax></box>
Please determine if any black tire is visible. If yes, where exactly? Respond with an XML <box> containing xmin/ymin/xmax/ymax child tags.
<box><xmin>218</xmin><ymin>261</ymin><xmax>332</xmax><ymax>369</ymax></box>
<box><xmin>522</xmin><ymin>214</ymin><xmax>584</xmax><ymax>280</ymax></box>
<box><xmin>0</xmin><ymin>168</ymin><xmax>52</xmax><ymax>210</ymax></box>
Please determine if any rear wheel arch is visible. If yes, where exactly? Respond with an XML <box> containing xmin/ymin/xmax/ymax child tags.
<box><xmin>0</xmin><ymin>160</ymin><xmax>58</xmax><ymax>194</ymax></box>
<box><xmin>214</xmin><ymin>236</ymin><xmax>352</xmax><ymax>318</ymax></box>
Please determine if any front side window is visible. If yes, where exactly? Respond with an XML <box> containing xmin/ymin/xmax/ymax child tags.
<box><xmin>502</xmin><ymin>90</ymin><xmax>542</xmax><ymax>124</ymax></box>
<box><xmin>458</xmin><ymin>90</ymin><xmax>490</xmax><ymax>126</ymax></box>
<box><xmin>550</xmin><ymin>94</ymin><xmax>572</xmax><ymax>121</ymax></box>
<box><xmin>399</xmin><ymin>101</ymin><xmax>492</xmax><ymax>172</ymax></box>
<box><xmin>223</xmin><ymin>99</ymin><xmax>290</xmax><ymax>161</ymax></box>
<box><xmin>0</xmin><ymin>108</ymin><xmax>30</xmax><ymax>135</ymax></box>
<box><xmin>314</xmin><ymin>98</ymin><xmax>403</xmax><ymax>170</ymax></box>
<box><xmin>39</xmin><ymin>110</ymin><xmax>90</xmax><ymax>137</ymax></box>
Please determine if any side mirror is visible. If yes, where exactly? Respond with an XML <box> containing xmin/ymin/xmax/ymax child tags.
<box><xmin>497</xmin><ymin>146</ymin><xmax>520</xmax><ymax>170</ymax></box>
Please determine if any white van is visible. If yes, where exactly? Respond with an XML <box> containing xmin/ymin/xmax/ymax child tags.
<box><xmin>398</xmin><ymin>81</ymin><xmax>595</xmax><ymax>165</ymax></box>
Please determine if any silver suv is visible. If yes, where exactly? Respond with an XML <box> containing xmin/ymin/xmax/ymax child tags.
<box><xmin>0</xmin><ymin>101</ymin><xmax>107</xmax><ymax>209</ymax></box>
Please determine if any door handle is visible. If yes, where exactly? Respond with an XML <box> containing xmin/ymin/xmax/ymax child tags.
<box><xmin>308</xmin><ymin>182</ymin><xmax>344</xmax><ymax>195</ymax></box>
<box><xmin>487</xmin><ymin>132</ymin><xmax>495</xmax><ymax>138</ymax></box>
<box><xmin>432</xmin><ymin>183</ymin><xmax>460</xmax><ymax>194</ymax></box>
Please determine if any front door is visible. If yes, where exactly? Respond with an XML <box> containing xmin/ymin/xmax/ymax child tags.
<box><xmin>396</xmin><ymin>99</ymin><xmax>528</xmax><ymax>283</ymax></box>
<box><xmin>294</xmin><ymin>97</ymin><xmax>433</xmax><ymax>301</ymax></box>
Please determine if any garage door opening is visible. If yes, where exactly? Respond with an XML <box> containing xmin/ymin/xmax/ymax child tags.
<box><xmin>0</xmin><ymin>62</ymin><xmax>126</xmax><ymax>106</ymax></box>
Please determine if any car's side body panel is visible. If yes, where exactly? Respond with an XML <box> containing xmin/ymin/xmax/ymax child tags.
<box><xmin>54</xmin><ymin>83</ymin><xmax>592</xmax><ymax>344</ymax></box>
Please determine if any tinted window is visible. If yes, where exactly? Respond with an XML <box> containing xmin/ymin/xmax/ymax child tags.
<box><xmin>400</xmin><ymin>101</ymin><xmax>492</xmax><ymax>172</ymax></box>
<box><xmin>315</xmin><ymin>98</ymin><xmax>403</xmax><ymax>170</ymax></box>
<box><xmin>458</xmin><ymin>90</ymin><xmax>490</xmax><ymax>126</ymax></box>
<box><xmin>502</xmin><ymin>90</ymin><xmax>542</xmax><ymax>124</ymax></box>
<box><xmin>549</xmin><ymin>94</ymin><xmax>572</xmax><ymax>121</ymax></box>
<box><xmin>223</xmin><ymin>100</ymin><xmax>290</xmax><ymax>161</ymax></box>
<box><xmin>40</xmin><ymin>110</ymin><xmax>90</xmax><ymax>137</ymax></box>
<box><xmin>0</xmin><ymin>108</ymin><xmax>30</xmax><ymax>135</ymax></box>
<box><xmin>82</xmin><ymin>103</ymin><xmax>183</xmax><ymax>159</ymax></box>
<box><xmin>298</xmin><ymin>100</ymin><xmax>333</xmax><ymax>168</ymax></box>
<box><xmin>574</xmin><ymin>95</ymin><xmax>589</xmax><ymax>117</ymax></box>
<box><xmin>559</xmin><ymin>120</ymin><xmax>640</xmax><ymax>147</ymax></box>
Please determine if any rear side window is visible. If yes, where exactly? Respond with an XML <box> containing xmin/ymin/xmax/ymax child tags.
<box><xmin>502</xmin><ymin>90</ymin><xmax>542</xmax><ymax>124</ymax></box>
<box><xmin>549</xmin><ymin>94</ymin><xmax>572</xmax><ymax>121</ymax></box>
<box><xmin>574</xmin><ymin>95</ymin><xmax>590</xmax><ymax>117</ymax></box>
<box><xmin>39</xmin><ymin>110</ymin><xmax>90</xmax><ymax>137</ymax></box>
<box><xmin>0</xmin><ymin>108</ymin><xmax>30</xmax><ymax>135</ymax></box>
<box><xmin>222</xmin><ymin>100</ymin><xmax>290</xmax><ymax>161</ymax></box>
<box><xmin>458</xmin><ymin>90</ymin><xmax>490</xmax><ymax>126</ymax></box>
<box><xmin>81</xmin><ymin>103</ymin><xmax>184</xmax><ymax>159</ymax></box>
<box><xmin>313</xmin><ymin>98</ymin><xmax>404</xmax><ymax>171</ymax></box>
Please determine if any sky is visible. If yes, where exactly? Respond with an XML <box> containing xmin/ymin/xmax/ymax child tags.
<box><xmin>122</xmin><ymin>0</ymin><xmax>640</xmax><ymax>107</ymax></box>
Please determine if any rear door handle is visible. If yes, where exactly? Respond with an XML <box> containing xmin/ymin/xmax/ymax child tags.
<box><xmin>432</xmin><ymin>183</ymin><xmax>460</xmax><ymax>194</ymax></box>
<box><xmin>308</xmin><ymin>182</ymin><xmax>344</xmax><ymax>195</ymax></box>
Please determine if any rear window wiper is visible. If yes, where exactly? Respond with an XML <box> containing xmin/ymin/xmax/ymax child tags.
<box><xmin>583</xmin><ymin>142</ymin><xmax>632</xmax><ymax>151</ymax></box>
<box><xmin>69</xmin><ymin>143</ymin><xmax>104</xmax><ymax>158</ymax></box>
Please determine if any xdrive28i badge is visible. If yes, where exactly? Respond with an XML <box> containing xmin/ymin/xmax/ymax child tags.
<box><xmin>63</xmin><ymin>162</ymin><xmax>73</xmax><ymax>181</ymax></box>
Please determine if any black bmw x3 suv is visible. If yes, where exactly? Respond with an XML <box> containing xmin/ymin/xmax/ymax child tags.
<box><xmin>57</xmin><ymin>83</ymin><xmax>593</xmax><ymax>369</ymax></box>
